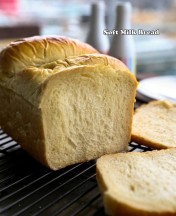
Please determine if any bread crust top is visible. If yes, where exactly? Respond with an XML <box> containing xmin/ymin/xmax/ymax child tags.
<box><xmin>0</xmin><ymin>36</ymin><xmax>98</xmax><ymax>78</ymax></box>
<box><xmin>0</xmin><ymin>36</ymin><xmax>137</xmax><ymax>107</ymax></box>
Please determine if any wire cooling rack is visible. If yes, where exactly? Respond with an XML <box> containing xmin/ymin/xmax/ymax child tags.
<box><xmin>0</xmin><ymin>124</ymin><xmax>152</xmax><ymax>216</ymax></box>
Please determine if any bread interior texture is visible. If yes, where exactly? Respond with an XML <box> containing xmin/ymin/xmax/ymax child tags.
<box><xmin>96</xmin><ymin>150</ymin><xmax>176</xmax><ymax>216</ymax></box>
<box><xmin>41</xmin><ymin>64</ymin><xmax>134</xmax><ymax>169</ymax></box>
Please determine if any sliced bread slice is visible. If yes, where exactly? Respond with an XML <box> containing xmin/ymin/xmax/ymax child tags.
<box><xmin>96</xmin><ymin>149</ymin><xmax>176</xmax><ymax>216</ymax></box>
<box><xmin>131</xmin><ymin>100</ymin><xmax>176</xmax><ymax>149</ymax></box>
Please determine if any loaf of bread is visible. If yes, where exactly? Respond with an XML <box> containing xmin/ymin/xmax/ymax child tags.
<box><xmin>96</xmin><ymin>149</ymin><xmax>176</xmax><ymax>216</ymax></box>
<box><xmin>132</xmin><ymin>100</ymin><xmax>176</xmax><ymax>149</ymax></box>
<box><xmin>0</xmin><ymin>36</ymin><xmax>137</xmax><ymax>170</ymax></box>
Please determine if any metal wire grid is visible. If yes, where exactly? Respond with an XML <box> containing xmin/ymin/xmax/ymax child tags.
<box><xmin>0</xmin><ymin>127</ymin><xmax>151</xmax><ymax>216</ymax></box>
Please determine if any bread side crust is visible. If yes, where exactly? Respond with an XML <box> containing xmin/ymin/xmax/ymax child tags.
<box><xmin>0</xmin><ymin>36</ymin><xmax>98</xmax><ymax>78</ymax></box>
<box><xmin>103</xmin><ymin>191</ymin><xmax>176</xmax><ymax>216</ymax></box>
<box><xmin>0</xmin><ymin>85</ymin><xmax>48</xmax><ymax>167</ymax></box>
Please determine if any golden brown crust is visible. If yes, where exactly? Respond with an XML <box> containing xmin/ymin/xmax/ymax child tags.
<box><xmin>0</xmin><ymin>50</ymin><xmax>138</xmax><ymax>108</ymax></box>
<box><xmin>0</xmin><ymin>35</ymin><xmax>98</xmax><ymax>78</ymax></box>
<box><xmin>43</xmin><ymin>53</ymin><xmax>137</xmax><ymax>86</ymax></box>
<box><xmin>0</xmin><ymin>85</ymin><xmax>48</xmax><ymax>167</ymax></box>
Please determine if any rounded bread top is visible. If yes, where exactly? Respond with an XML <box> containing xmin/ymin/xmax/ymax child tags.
<box><xmin>0</xmin><ymin>36</ymin><xmax>137</xmax><ymax>107</ymax></box>
<box><xmin>0</xmin><ymin>35</ymin><xmax>98</xmax><ymax>78</ymax></box>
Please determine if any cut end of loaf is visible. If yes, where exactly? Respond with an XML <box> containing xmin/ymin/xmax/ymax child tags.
<box><xmin>41</xmin><ymin>64</ymin><xmax>136</xmax><ymax>170</ymax></box>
